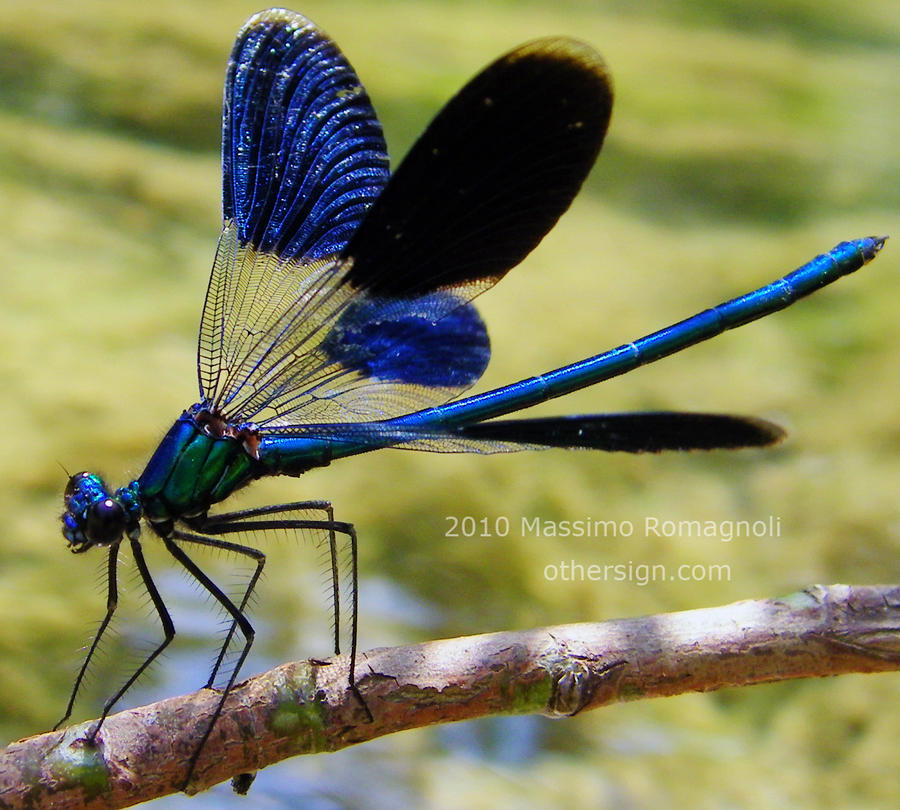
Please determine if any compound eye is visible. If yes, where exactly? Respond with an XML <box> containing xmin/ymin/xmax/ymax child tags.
<box><xmin>86</xmin><ymin>498</ymin><xmax>126</xmax><ymax>546</ymax></box>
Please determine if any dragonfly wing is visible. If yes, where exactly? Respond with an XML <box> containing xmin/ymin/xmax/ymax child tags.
<box><xmin>266</xmin><ymin>411</ymin><xmax>783</xmax><ymax>455</ymax></box>
<box><xmin>199</xmin><ymin>9</ymin><xmax>390</xmax><ymax>412</ymax></box>
<box><xmin>200</xmin><ymin>14</ymin><xmax>613</xmax><ymax>429</ymax></box>
<box><xmin>447</xmin><ymin>412</ymin><xmax>785</xmax><ymax>452</ymax></box>
<box><xmin>341</xmin><ymin>37</ymin><xmax>613</xmax><ymax>296</ymax></box>
<box><xmin>223</xmin><ymin>10</ymin><xmax>388</xmax><ymax>262</ymax></box>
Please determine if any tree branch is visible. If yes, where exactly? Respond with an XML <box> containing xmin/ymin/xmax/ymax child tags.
<box><xmin>2</xmin><ymin>583</ymin><xmax>898</xmax><ymax>808</ymax></box>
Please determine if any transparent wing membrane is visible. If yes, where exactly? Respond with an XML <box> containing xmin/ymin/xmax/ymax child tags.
<box><xmin>199</xmin><ymin>226</ymin><xmax>491</xmax><ymax>425</ymax></box>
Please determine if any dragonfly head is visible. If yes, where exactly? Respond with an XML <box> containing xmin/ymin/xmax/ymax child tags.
<box><xmin>62</xmin><ymin>472</ymin><xmax>142</xmax><ymax>552</ymax></box>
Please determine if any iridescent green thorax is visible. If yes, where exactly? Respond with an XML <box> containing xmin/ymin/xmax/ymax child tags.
<box><xmin>137</xmin><ymin>408</ymin><xmax>258</xmax><ymax>524</ymax></box>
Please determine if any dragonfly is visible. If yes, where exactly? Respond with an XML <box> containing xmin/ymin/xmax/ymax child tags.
<box><xmin>57</xmin><ymin>6</ymin><xmax>885</xmax><ymax>789</ymax></box>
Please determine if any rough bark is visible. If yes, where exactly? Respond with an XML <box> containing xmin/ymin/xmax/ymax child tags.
<box><xmin>1</xmin><ymin>584</ymin><xmax>897</xmax><ymax>808</ymax></box>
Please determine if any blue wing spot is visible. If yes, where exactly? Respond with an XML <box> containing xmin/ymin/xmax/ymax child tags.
<box><xmin>321</xmin><ymin>293</ymin><xmax>490</xmax><ymax>388</ymax></box>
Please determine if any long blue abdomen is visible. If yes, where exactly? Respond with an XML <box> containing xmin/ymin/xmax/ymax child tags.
<box><xmin>395</xmin><ymin>237</ymin><xmax>884</xmax><ymax>430</ymax></box>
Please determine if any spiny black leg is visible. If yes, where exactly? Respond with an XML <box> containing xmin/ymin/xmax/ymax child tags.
<box><xmin>201</xmin><ymin>504</ymin><xmax>368</xmax><ymax>720</ymax></box>
<box><xmin>343</xmin><ymin>521</ymin><xmax>369</xmax><ymax>723</ymax></box>
<box><xmin>202</xmin><ymin>500</ymin><xmax>343</xmax><ymax>655</ymax></box>
<box><xmin>161</xmin><ymin>535</ymin><xmax>255</xmax><ymax>789</ymax></box>
<box><xmin>294</xmin><ymin>502</ymin><xmax>341</xmax><ymax>657</ymax></box>
<box><xmin>316</xmin><ymin>503</ymin><xmax>341</xmax><ymax>656</ymax></box>
<box><xmin>54</xmin><ymin>545</ymin><xmax>120</xmax><ymax>730</ymax></box>
<box><xmin>88</xmin><ymin>538</ymin><xmax>175</xmax><ymax>742</ymax></box>
<box><xmin>171</xmin><ymin>530</ymin><xmax>265</xmax><ymax>688</ymax></box>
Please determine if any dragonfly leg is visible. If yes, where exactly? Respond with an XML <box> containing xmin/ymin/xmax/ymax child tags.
<box><xmin>161</xmin><ymin>533</ymin><xmax>256</xmax><ymax>789</ymax></box>
<box><xmin>200</xmin><ymin>502</ymin><xmax>367</xmax><ymax>719</ymax></box>
<box><xmin>304</xmin><ymin>502</ymin><xmax>341</xmax><ymax>656</ymax></box>
<box><xmin>54</xmin><ymin>545</ymin><xmax>120</xmax><ymax>730</ymax></box>
<box><xmin>87</xmin><ymin>537</ymin><xmax>175</xmax><ymax>740</ymax></box>
<box><xmin>169</xmin><ymin>528</ymin><xmax>266</xmax><ymax>689</ymax></box>
<box><xmin>201</xmin><ymin>500</ymin><xmax>341</xmax><ymax>657</ymax></box>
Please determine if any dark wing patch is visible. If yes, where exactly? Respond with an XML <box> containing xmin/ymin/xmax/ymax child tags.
<box><xmin>341</xmin><ymin>37</ymin><xmax>613</xmax><ymax>296</ymax></box>
<box><xmin>454</xmin><ymin>412</ymin><xmax>785</xmax><ymax>451</ymax></box>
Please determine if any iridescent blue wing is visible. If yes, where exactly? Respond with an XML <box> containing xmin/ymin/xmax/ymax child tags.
<box><xmin>198</xmin><ymin>9</ymin><xmax>390</xmax><ymax>416</ymax></box>
<box><xmin>222</xmin><ymin>13</ymin><xmax>387</xmax><ymax>261</ymax></box>
<box><xmin>199</xmin><ymin>11</ymin><xmax>612</xmax><ymax>429</ymax></box>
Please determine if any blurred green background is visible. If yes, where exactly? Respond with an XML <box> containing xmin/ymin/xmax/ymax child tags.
<box><xmin>0</xmin><ymin>0</ymin><xmax>898</xmax><ymax>807</ymax></box>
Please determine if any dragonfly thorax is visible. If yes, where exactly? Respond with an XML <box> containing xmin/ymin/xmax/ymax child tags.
<box><xmin>61</xmin><ymin>472</ymin><xmax>142</xmax><ymax>553</ymax></box>
<box><xmin>135</xmin><ymin>407</ymin><xmax>263</xmax><ymax>526</ymax></box>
